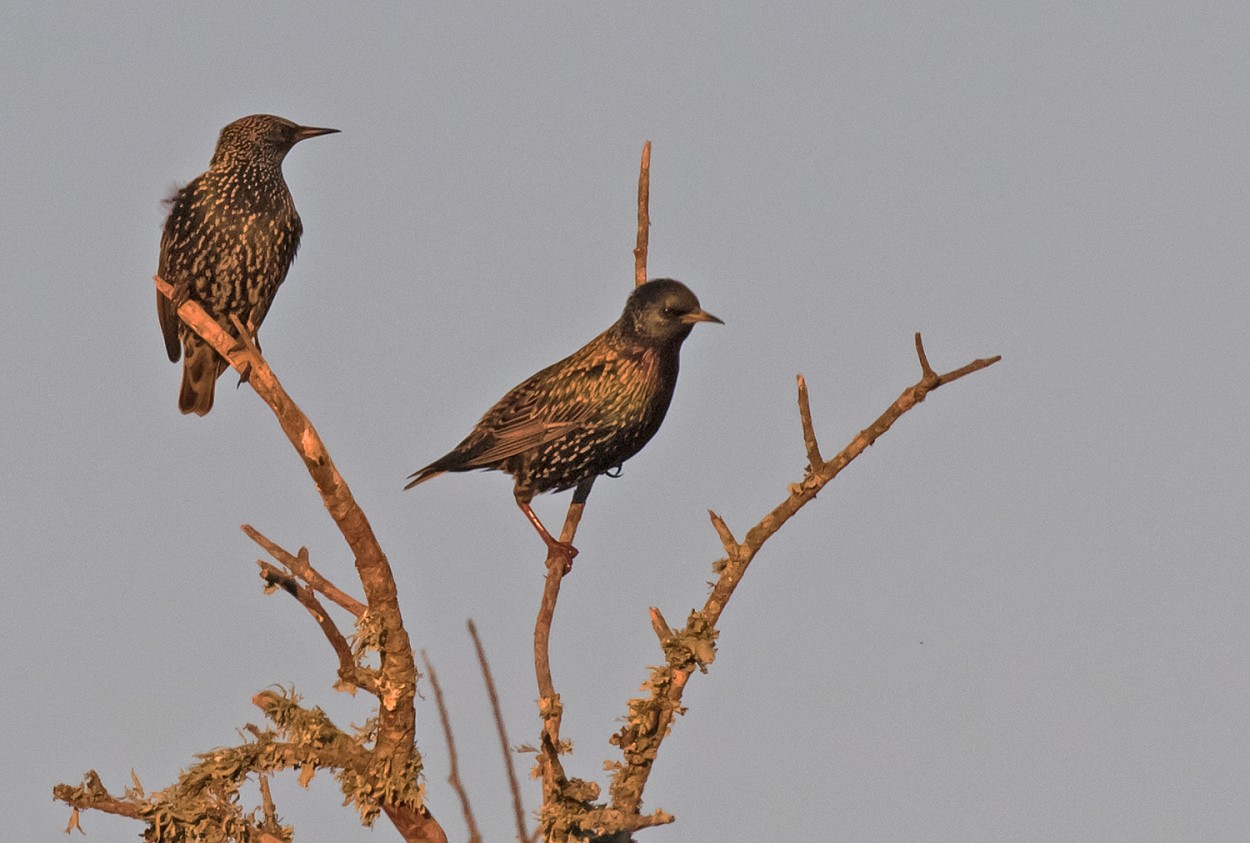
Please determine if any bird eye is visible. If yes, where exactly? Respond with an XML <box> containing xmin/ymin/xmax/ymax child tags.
<box><xmin>662</xmin><ymin>305</ymin><xmax>677</xmax><ymax>317</ymax></box>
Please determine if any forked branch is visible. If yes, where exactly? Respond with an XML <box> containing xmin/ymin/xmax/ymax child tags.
<box><xmin>53</xmin><ymin>279</ymin><xmax>441</xmax><ymax>843</ymax></box>
<box><xmin>532</xmin><ymin>139</ymin><xmax>658</xmax><ymax>839</ymax></box>
<box><xmin>244</xmin><ymin>523</ymin><xmax>367</xmax><ymax>618</ymax></box>
<box><xmin>606</xmin><ymin>334</ymin><xmax>1002</xmax><ymax>817</ymax></box>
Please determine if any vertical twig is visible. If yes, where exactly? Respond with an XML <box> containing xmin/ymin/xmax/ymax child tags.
<box><xmin>420</xmin><ymin>651</ymin><xmax>481</xmax><ymax>843</ymax></box>
<box><xmin>468</xmin><ymin>620</ymin><xmax>530</xmax><ymax>843</ymax></box>
<box><xmin>532</xmin><ymin>499</ymin><xmax>587</xmax><ymax>804</ymax></box>
<box><xmin>796</xmin><ymin>374</ymin><xmax>824</xmax><ymax>468</ymax></box>
<box><xmin>633</xmin><ymin>140</ymin><xmax>651</xmax><ymax>287</ymax></box>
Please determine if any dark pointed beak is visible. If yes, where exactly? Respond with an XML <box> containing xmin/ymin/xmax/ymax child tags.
<box><xmin>681</xmin><ymin>308</ymin><xmax>724</xmax><ymax>325</ymax></box>
<box><xmin>294</xmin><ymin>125</ymin><xmax>340</xmax><ymax>142</ymax></box>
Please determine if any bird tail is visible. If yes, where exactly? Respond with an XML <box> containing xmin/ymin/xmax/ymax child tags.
<box><xmin>403</xmin><ymin>465</ymin><xmax>446</xmax><ymax>490</ymax></box>
<box><xmin>178</xmin><ymin>337</ymin><xmax>226</xmax><ymax>416</ymax></box>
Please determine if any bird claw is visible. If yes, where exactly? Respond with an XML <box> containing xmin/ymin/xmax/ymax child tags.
<box><xmin>170</xmin><ymin>279</ymin><xmax>192</xmax><ymax>309</ymax></box>
<box><xmin>545</xmin><ymin>540</ymin><xmax>578</xmax><ymax>574</ymax></box>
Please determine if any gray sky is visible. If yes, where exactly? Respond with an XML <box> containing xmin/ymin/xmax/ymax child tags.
<box><xmin>4</xmin><ymin>3</ymin><xmax>1248</xmax><ymax>841</ymax></box>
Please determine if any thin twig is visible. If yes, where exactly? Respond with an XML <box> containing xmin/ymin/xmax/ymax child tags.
<box><xmin>608</xmin><ymin>336</ymin><xmax>1002</xmax><ymax>815</ymax></box>
<box><xmin>256</xmin><ymin>774</ymin><xmax>289</xmax><ymax>843</ymax></box>
<box><xmin>420</xmin><ymin>651</ymin><xmax>482</xmax><ymax>843</ymax></box>
<box><xmin>532</xmin><ymin>146</ymin><xmax>652</xmax><ymax>840</ymax></box>
<box><xmin>532</xmin><ymin>498</ymin><xmax>586</xmax><ymax>804</ymax></box>
<box><xmin>706</xmin><ymin>509</ymin><xmax>739</xmax><ymax>560</ymax></box>
<box><xmin>915</xmin><ymin>332</ymin><xmax>936</xmax><ymax>379</ymax></box>
<box><xmin>258</xmin><ymin>560</ymin><xmax>379</xmax><ymax>696</ymax></box>
<box><xmin>468</xmin><ymin>620</ymin><xmax>530</xmax><ymax>843</ymax></box>
<box><xmin>53</xmin><ymin>773</ymin><xmax>143</xmax><ymax>822</ymax></box>
<box><xmin>796</xmin><ymin>374</ymin><xmax>823</xmax><ymax>468</ymax></box>
<box><xmin>633</xmin><ymin>141</ymin><xmax>651</xmax><ymax>287</ymax></box>
<box><xmin>243</xmin><ymin>524</ymin><xmax>367</xmax><ymax>618</ymax></box>
<box><xmin>649</xmin><ymin>607</ymin><xmax>673</xmax><ymax>646</ymax></box>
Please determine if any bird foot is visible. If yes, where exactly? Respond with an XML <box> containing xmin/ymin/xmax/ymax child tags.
<box><xmin>544</xmin><ymin>539</ymin><xmax>579</xmax><ymax>574</ymax></box>
<box><xmin>519</xmin><ymin>500</ymin><xmax>578</xmax><ymax>572</ymax></box>
<box><xmin>235</xmin><ymin>361</ymin><xmax>254</xmax><ymax>388</ymax></box>
<box><xmin>170</xmin><ymin>279</ymin><xmax>192</xmax><ymax>309</ymax></box>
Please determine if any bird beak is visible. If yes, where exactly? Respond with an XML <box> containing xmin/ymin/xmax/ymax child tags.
<box><xmin>294</xmin><ymin>125</ymin><xmax>341</xmax><ymax>141</ymax></box>
<box><xmin>681</xmin><ymin>308</ymin><xmax>724</xmax><ymax>325</ymax></box>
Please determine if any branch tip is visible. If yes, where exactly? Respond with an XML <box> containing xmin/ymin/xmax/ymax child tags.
<box><xmin>707</xmin><ymin>509</ymin><xmax>739</xmax><ymax>557</ymax></box>
<box><xmin>468</xmin><ymin>620</ymin><xmax>529</xmax><ymax>843</ymax></box>
<box><xmin>796</xmin><ymin>373</ymin><xmax>824</xmax><ymax>468</ymax></box>
<box><xmin>649</xmin><ymin>607</ymin><xmax>674</xmax><ymax>645</ymax></box>
<box><xmin>914</xmin><ymin>332</ymin><xmax>936</xmax><ymax>379</ymax></box>
<box><xmin>633</xmin><ymin>140</ymin><xmax>652</xmax><ymax>287</ymax></box>
<box><xmin>421</xmin><ymin>650</ymin><xmax>482</xmax><ymax>843</ymax></box>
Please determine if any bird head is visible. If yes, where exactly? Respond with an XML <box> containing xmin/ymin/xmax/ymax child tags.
<box><xmin>621</xmin><ymin>278</ymin><xmax>723</xmax><ymax>345</ymax></box>
<box><xmin>211</xmin><ymin>115</ymin><xmax>339</xmax><ymax>168</ymax></box>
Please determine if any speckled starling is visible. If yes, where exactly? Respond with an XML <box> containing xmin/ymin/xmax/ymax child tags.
<box><xmin>406</xmin><ymin>278</ymin><xmax>722</xmax><ymax>555</ymax></box>
<box><xmin>157</xmin><ymin>114</ymin><xmax>338</xmax><ymax>415</ymax></box>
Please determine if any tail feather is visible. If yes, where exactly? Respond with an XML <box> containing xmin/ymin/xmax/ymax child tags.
<box><xmin>406</xmin><ymin>438</ymin><xmax>491</xmax><ymax>489</ymax></box>
<box><xmin>406</xmin><ymin>429</ymin><xmax>508</xmax><ymax>489</ymax></box>
<box><xmin>404</xmin><ymin>465</ymin><xmax>446</xmax><ymax>490</ymax></box>
<box><xmin>178</xmin><ymin>338</ymin><xmax>226</xmax><ymax>416</ymax></box>
<box><xmin>157</xmin><ymin>290</ymin><xmax>181</xmax><ymax>362</ymax></box>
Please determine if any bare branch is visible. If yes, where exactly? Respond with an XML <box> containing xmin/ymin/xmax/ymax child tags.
<box><xmin>56</xmin><ymin>691</ymin><xmax>376</xmax><ymax>843</ymax></box>
<box><xmin>256</xmin><ymin>774</ymin><xmax>293</xmax><ymax>843</ymax></box>
<box><xmin>633</xmin><ymin>141</ymin><xmax>651</xmax><ymax>287</ymax></box>
<box><xmin>608</xmin><ymin>339</ymin><xmax>1002</xmax><ymax>815</ymax></box>
<box><xmin>533</xmin><ymin>145</ymin><xmax>662</xmax><ymax>841</ymax></box>
<box><xmin>532</xmin><ymin>498</ymin><xmax>586</xmax><ymax>807</ymax></box>
<box><xmin>244</xmin><ymin>524</ymin><xmax>367</xmax><ymax>618</ymax></box>
<box><xmin>53</xmin><ymin>772</ymin><xmax>143</xmax><ymax>822</ymax></box>
<box><xmin>796</xmin><ymin>373</ymin><xmax>823</xmax><ymax>468</ymax></box>
<box><xmin>259</xmin><ymin>560</ymin><xmax>379</xmax><ymax>696</ymax></box>
<box><xmin>468</xmin><ymin>620</ymin><xmax>530</xmax><ymax>843</ymax></box>
<box><xmin>914</xmin><ymin>332</ymin><xmax>936</xmax><ymax>379</ymax></box>
<box><xmin>421</xmin><ymin>651</ymin><xmax>482</xmax><ymax>843</ymax></box>
<box><xmin>706</xmin><ymin>509</ymin><xmax>739</xmax><ymax>560</ymax></box>
<box><xmin>649</xmin><ymin>607</ymin><xmax>674</xmax><ymax>646</ymax></box>
<box><xmin>150</xmin><ymin>275</ymin><xmax>434</xmax><ymax>841</ymax></box>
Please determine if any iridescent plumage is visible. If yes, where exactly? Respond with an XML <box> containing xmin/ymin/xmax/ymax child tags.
<box><xmin>406</xmin><ymin>279</ymin><xmax>721</xmax><ymax>554</ymax></box>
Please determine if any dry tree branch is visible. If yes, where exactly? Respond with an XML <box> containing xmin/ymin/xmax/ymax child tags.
<box><xmin>532</xmin><ymin>140</ymin><xmax>657</xmax><ymax>838</ymax></box>
<box><xmin>258</xmin><ymin>558</ymin><xmax>379</xmax><ymax>696</ymax></box>
<box><xmin>633</xmin><ymin>140</ymin><xmax>651</xmax><ymax>287</ymax></box>
<box><xmin>468</xmin><ymin>620</ymin><xmax>531</xmax><ymax>843</ymax></box>
<box><xmin>607</xmin><ymin>334</ymin><xmax>1002</xmax><ymax>817</ymax></box>
<box><xmin>796</xmin><ymin>373</ymin><xmax>824</xmax><ymax>468</ymax></box>
<box><xmin>53</xmin><ymin>772</ymin><xmax>143</xmax><ymax>824</ymax></box>
<box><xmin>244</xmin><ymin>523</ymin><xmax>367</xmax><ymax>618</ymax></box>
<box><xmin>532</xmin><ymin>499</ymin><xmax>588</xmax><ymax>820</ymax></box>
<box><xmin>57</xmin><ymin>691</ymin><xmax>378</xmax><ymax>843</ymax></box>
<box><xmin>58</xmin><ymin>277</ymin><xmax>442</xmax><ymax>843</ymax></box>
<box><xmin>421</xmin><ymin>651</ymin><xmax>482</xmax><ymax>843</ymax></box>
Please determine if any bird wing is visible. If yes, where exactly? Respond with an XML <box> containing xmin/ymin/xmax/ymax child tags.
<box><xmin>156</xmin><ymin>182</ymin><xmax>197</xmax><ymax>363</ymax></box>
<box><xmin>454</xmin><ymin>353</ymin><xmax>609</xmax><ymax>466</ymax></box>
<box><xmin>157</xmin><ymin>288</ymin><xmax>182</xmax><ymax>362</ymax></box>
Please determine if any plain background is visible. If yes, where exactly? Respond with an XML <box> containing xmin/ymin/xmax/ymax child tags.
<box><xmin>3</xmin><ymin>3</ymin><xmax>1248</xmax><ymax>841</ymax></box>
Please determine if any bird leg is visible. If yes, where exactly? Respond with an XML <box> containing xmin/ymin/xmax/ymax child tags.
<box><xmin>517</xmin><ymin>499</ymin><xmax>578</xmax><ymax>570</ymax></box>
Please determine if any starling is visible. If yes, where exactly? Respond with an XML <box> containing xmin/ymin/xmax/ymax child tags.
<box><xmin>406</xmin><ymin>278</ymin><xmax>722</xmax><ymax>556</ymax></box>
<box><xmin>157</xmin><ymin>114</ymin><xmax>338</xmax><ymax>415</ymax></box>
